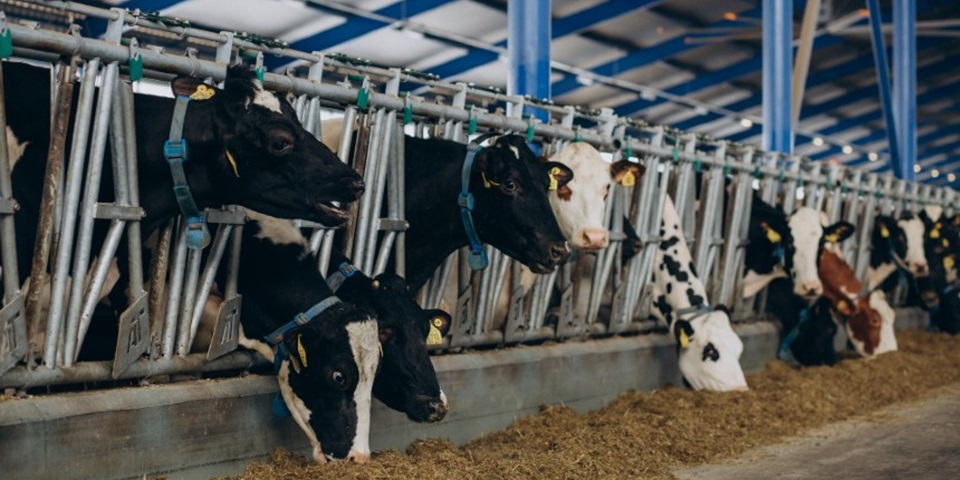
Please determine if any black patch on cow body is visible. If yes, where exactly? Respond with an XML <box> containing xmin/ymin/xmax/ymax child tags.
<box><xmin>655</xmin><ymin>295</ymin><xmax>673</xmax><ymax>322</ymax></box>
<box><xmin>660</xmin><ymin>236</ymin><xmax>680</xmax><ymax>251</ymax></box>
<box><xmin>663</xmin><ymin>256</ymin><xmax>689</xmax><ymax>282</ymax></box>
<box><xmin>666</xmin><ymin>283</ymin><xmax>673</xmax><ymax>294</ymax></box>
<box><xmin>689</xmin><ymin>262</ymin><xmax>698</xmax><ymax>277</ymax></box>
<box><xmin>686</xmin><ymin>288</ymin><xmax>704</xmax><ymax>307</ymax></box>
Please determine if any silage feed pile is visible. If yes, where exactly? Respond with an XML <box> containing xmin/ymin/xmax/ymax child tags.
<box><xmin>223</xmin><ymin>330</ymin><xmax>960</xmax><ymax>480</ymax></box>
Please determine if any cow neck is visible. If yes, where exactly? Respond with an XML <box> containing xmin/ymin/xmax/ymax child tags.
<box><xmin>403</xmin><ymin>139</ymin><xmax>480</xmax><ymax>290</ymax></box>
<box><xmin>163</xmin><ymin>95</ymin><xmax>211</xmax><ymax>250</ymax></box>
<box><xmin>778</xmin><ymin>306</ymin><xmax>810</xmax><ymax>364</ymax></box>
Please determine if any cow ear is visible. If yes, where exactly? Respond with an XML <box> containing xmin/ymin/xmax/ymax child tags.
<box><xmin>221</xmin><ymin>64</ymin><xmax>260</xmax><ymax>110</ymax></box>
<box><xmin>170</xmin><ymin>77</ymin><xmax>219</xmax><ymax>101</ymax></box>
<box><xmin>875</xmin><ymin>216</ymin><xmax>896</xmax><ymax>239</ymax></box>
<box><xmin>423</xmin><ymin>309</ymin><xmax>451</xmax><ymax>346</ymax></box>
<box><xmin>823</xmin><ymin>221</ymin><xmax>855</xmax><ymax>243</ymax></box>
<box><xmin>673</xmin><ymin>320</ymin><xmax>694</xmax><ymax>349</ymax></box>
<box><xmin>950</xmin><ymin>214</ymin><xmax>960</xmax><ymax>228</ymax></box>
<box><xmin>282</xmin><ymin>333</ymin><xmax>310</xmax><ymax>374</ymax></box>
<box><xmin>759</xmin><ymin>221</ymin><xmax>782</xmax><ymax>244</ymax></box>
<box><xmin>379</xmin><ymin>326</ymin><xmax>396</xmax><ymax>344</ymax></box>
<box><xmin>542</xmin><ymin>162</ymin><xmax>573</xmax><ymax>190</ymax></box>
<box><xmin>610</xmin><ymin>160</ymin><xmax>645</xmax><ymax>187</ymax></box>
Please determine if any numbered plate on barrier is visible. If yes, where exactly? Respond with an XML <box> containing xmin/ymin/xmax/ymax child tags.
<box><xmin>504</xmin><ymin>286</ymin><xmax>527</xmax><ymax>343</ymax></box>
<box><xmin>0</xmin><ymin>294</ymin><xmax>27</xmax><ymax>377</ymax></box>
<box><xmin>207</xmin><ymin>294</ymin><xmax>241</xmax><ymax>360</ymax></box>
<box><xmin>113</xmin><ymin>293</ymin><xmax>149</xmax><ymax>378</ymax></box>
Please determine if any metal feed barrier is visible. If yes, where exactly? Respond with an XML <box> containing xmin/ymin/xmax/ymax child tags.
<box><xmin>0</xmin><ymin>1</ymin><xmax>957</xmax><ymax>388</ymax></box>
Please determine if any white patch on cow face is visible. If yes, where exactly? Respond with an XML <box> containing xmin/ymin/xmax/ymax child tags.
<box><xmin>278</xmin><ymin>360</ymin><xmax>327</xmax><ymax>463</ymax></box>
<box><xmin>508</xmin><ymin>145</ymin><xmax>520</xmax><ymax>160</ymax></box>
<box><xmin>547</xmin><ymin>143</ymin><xmax>611</xmax><ymax>248</ymax></box>
<box><xmin>677</xmin><ymin>311</ymin><xmax>748</xmax><ymax>391</ymax></box>
<box><xmin>251</xmin><ymin>83</ymin><xmax>283</xmax><ymax>113</ymax></box>
<box><xmin>924</xmin><ymin>205</ymin><xmax>944</xmax><ymax>223</ymax></box>
<box><xmin>245</xmin><ymin>209</ymin><xmax>308</xmax><ymax>247</ymax></box>
<box><xmin>345</xmin><ymin>319</ymin><xmax>380</xmax><ymax>461</ymax></box>
<box><xmin>899</xmin><ymin>217</ymin><xmax>928</xmax><ymax>276</ymax></box>
<box><xmin>869</xmin><ymin>291</ymin><xmax>898</xmax><ymax>355</ymax></box>
<box><xmin>788</xmin><ymin>208</ymin><xmax>824</xmax><ymax>297</ymax></box>
<box><xmin>6</xmin><ymin>126</ymin><xmax>28</xmax><ymax>169</ymax></box>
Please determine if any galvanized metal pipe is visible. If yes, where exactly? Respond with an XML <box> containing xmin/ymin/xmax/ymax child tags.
<box><xmin>161</xmin><ymin>225</ymin><xmax>189</xmax><ymax>358</ymax></box>
<box><xmin>187</xmin><ymin>224</ymin><xmax>233</xmax><ymax>347</ymax></box>
<box><xmin>174</xmin><ymin>248</ymin><xmax>203</xmax><ymax>356</ymax></box>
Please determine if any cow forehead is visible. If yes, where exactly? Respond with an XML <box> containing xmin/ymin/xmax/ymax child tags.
<box><xmin>251</xmin><ymin>83</ymin><xmax>282</xmax><ymax>113</ymax></box>
<box><xmin>924</xmin><ymin>205</ymin><xmax>944</xmax><ymax>222</ymax></box>
<box><xmin>788</xmin><ymin>208</ymin><xmax>824</xmax><ymax>237</ymax></box>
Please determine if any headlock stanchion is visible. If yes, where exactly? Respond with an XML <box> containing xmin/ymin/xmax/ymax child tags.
<box><xmin>2</xmin><ymin>1</ymin><xmax>960</xmax><ymax>388</ymax></box>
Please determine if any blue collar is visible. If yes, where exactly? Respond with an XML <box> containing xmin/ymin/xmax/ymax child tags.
<box><xmin>458</xmin><ymin>142</ymin><xmax>488</xmax><ymax>270</ymax></box>
<box><xmin>778</xmin><ymin>305</ymin><xmax>810</xmax><ymax>362</ymax></box>
<box><xmin>326</xmin><ymin>261</ymin><xmax>359</xmax><ymax>293</ymax></box>
<box><xmin>163</xmin><ymin>95</ymin><xmax>211</xmax><ymax>250</ymax></box>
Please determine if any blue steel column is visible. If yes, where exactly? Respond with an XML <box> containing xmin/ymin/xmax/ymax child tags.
<box><xmin>508</xmin><ymin>0</ymin><xmax>551</xmax><ymax>121</ymax></box>
<box><xmin>866</xmin><ymin>0</ymin><xmax>903</xmax><ymax>178</ymax></box>
<box><xmin>762</xmin><ymin>0</ymin><xmax>793</xmax><ymax>153</ymax></box>
<box><xmin>894</xmin><ymin>0</ymin><xmax>916</xmax><ymax>181</ymax></box>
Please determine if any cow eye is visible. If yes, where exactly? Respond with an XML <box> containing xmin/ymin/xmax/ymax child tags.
<box><xmin>269</xmin><ymin>134</ymin><xmax>295</xmax><ymax>155</ymax></box>
<box><xmin>330</xmin><ymin>371</ymin><xmax>346</xmax><ymax>386</ymax></box>
<box><xmin>501</xmin><ymin>180</ymin><xmax>519</xmax><ymax>194</ymax></box>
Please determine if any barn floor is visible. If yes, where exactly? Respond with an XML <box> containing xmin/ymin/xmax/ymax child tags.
<box><xmin>674</xmin><ymin>383</ymin><xmax>960</xmax><ymax>480</ymax></box>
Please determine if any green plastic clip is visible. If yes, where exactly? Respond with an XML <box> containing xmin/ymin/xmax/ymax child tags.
<box><xmin>754</xmin><ymin>166</ymin><xmax>761</xmax><ymax>179</ymax></box>
<box><xmin>254</xmin><ymin>66</ymin><xmax>265</xmax><ymax>84</ymax></box>
<box><xmin>693</xmin><ymin>156</ymin><xmax>702</xmax><ymax>172</ymax></box>
<box><xmin>403</xmin><ymin>104</ymin><xmax>413</xmax><ymax>125</ymax></box>
<box><xmin>356</xmin><ymin>87</ymin><xmax>369</xmax><ymax>110</ymax></box>
<box><xmin>128</xmin><ymin>53</ymin><xmax>143</xmax><ymax>82</ymax></box>
<box><xmin>671</xmin><ymin>139</ymin><xmax>680</xmax><ymax>164</ymax></box>
<box><xmin>624</xmin><ymin>143</ymin><xmax>633</xmax><ymax>160</ymax></box>
<box><xmin>0</xmin><ymin>29</ymin><xmax>11</xmax><ymax>59</ymax></box>
<box><xmin>724</xmin><ymin>165</ymin><xmax>732</xmax><ymax>175</ymax></box>
<box><xmin>526</xmin><ymin>123</ymin><xmax>535</xmax><ymax>142</ymax></box>
<box><xmin>468</xmin><ymin>116</ymin><xmax>477</xmax><ymax>135</ymax></box>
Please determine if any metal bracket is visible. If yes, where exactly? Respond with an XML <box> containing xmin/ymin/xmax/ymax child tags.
<box><xmin>0</xmin><ymin>197</ymin><xmax>17</xmax><ymax>214</ymax></box>
<box><xmin>207</xmin><ymin>294</ymin><xmax>241</xmax><ymax>361</ymax></box>
<box><xmin>204</xmin><ymin>208</ymin><xmax>247</xmax><ymax>225</ymax></box>
<box><xmin>0</xmin><ymin>294</ymin><xmax>26</xmax><ymax>377</ymax></box>
<box><xmin>112</xmin><ymin>292</ymin><xmax>149</xmax><ymax>378</ymax></box>
<box><xmin>450</xmin><ymin>288</ymin><xmax>474</xmax><ymax>348</ymax></box>
<box><xmin>93</xmin><ymin>203</ymin><xmax>145</xmax><ymax>220</ymax></box>
<box><xmin>377</xmin><ymin>218</ymin><xmax>409</xmax><ymax>231</ymax></box>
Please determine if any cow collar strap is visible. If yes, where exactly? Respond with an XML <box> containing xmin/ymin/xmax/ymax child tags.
<box><xmin>163</xmin><ymin>95</ymin><xmax>212</xmax><ymax>250</ymax></box>
<box><xmin>676</xmin><ymin>305</ymin><xmax>713</xmax><ymax>323</ymax></box>
<box><xmin>459</xmin><ymin>141</ymin><xmax>489</xmax><ymax>270</ymax></box>
<box><xmin>778</xmin><ymin>305</ymin><xmax>810</xmax><ymax>364</ymax></box>
<box><xmin>326</xmin><ymin>261</ymin><xmax>359</xmax><ymax>293</ymax></box>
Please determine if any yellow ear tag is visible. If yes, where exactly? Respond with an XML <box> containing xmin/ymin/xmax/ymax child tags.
<box><xmin>679</xmin><ymin>329</ymin><xmax>690</xmax><ymax>348</ymax></box>
<box><xmin>766</xmin><ymin>228</ymin><xmax>782</xmax><ymax>244</ymax></box>
<box><xmin>931</xmin><ymin>229</ymin><xmax>941</xmax><ymax>239</ymax></box>
<box><xmin>880</xmin><ymin>225</ymin><xmax>890</xmax><ymax>238</ymax></box>
<box><xmin>621</xmin><ymin>170</ymin><xmax>636</xmax><ymax>187</ymax></box>
<box><xmin>945</xmin><ymin>256</ymin><xmax>956</xmax><ymax>270</ymax></box>
<box><xmin>548</xmin><ymin>166</ymin><xmax>562</xmax><ymax>191</ymax></box>
<box><xmin>190</xmin><ymin>84</ymin><xmax>216</xmax><ymax>101</ymax></box>
<box><xmin>296</xmin><ymin>334</ymin><xmax>308</xmax><ymax>369</ymax></box>
<box><xmin>426</xmin><ymin>321</ymin><xmax>444</xmax><ymax>346</ymax></box>
<box><xmin>481</xmin><ymin>171</ymin><xmax>500</xmax><ymax>188</ymax></box>
<box><xmin>225</xmin><ymin>150</ymin><xmax>240</xmax><ymax>178</ymax></box>
<box><xmin>824</xmin><ymin>234</ymin><xmax>838</xmax><ymax>244</ymax></box>
<box><xmin>944</xmin><ymin>239</ymin><xmax>950</xmax><ymax>248</ymax></box>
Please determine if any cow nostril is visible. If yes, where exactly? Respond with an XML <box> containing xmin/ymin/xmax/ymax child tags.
<box><xmin>549</xmin><ymin>242</ymin><xmax>571</xmax><ymax>263</ymax></box>
<box><xmin>346</xmin><ymin>451</ymin><xmax>371</xmax><ymax>464</ymax></box>
<box><xmin>341</xmin><ymin>176</ymin><xmax>365</xmax><ymax>198</ymax></box>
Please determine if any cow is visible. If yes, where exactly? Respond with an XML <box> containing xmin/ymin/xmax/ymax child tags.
<box><xmin>818</xmin><ymin>245</ymin><xmax>891</xmax><ymax>357</ymax></box>
<box><xmin>918</xmin><ymin>207</ymin><xmax>960</xmax><ymax>334</ymax></box>
<box><xmin>868</xmin><ymin>213</ymin><xmax>930</xmax><ymax>293</ymax></box>
<box><xmin>8</xmin><ymin>61</ymin><xmax>364</xmax><ymax>278</ymax></box>
<box><xmin>742</xmin><ymin>198</ymin><xmax>859</xmax><ymax>365</ymax></box>
<box><xmin>226</xmin><ymin>212</ymin><xmax>380</xmax><ymax>464</ymax></box>
<box><xmin>651</xmin><ymin>196</ymin><xmax>747</xmax><ymax>391</ymax></box>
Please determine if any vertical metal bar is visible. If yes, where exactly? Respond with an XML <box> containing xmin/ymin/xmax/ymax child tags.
<box><xmin>187</xmin><ymin>224</ymin><xmax>232</xmax><ymax>346</ymax></box>
<box><xmin>507</xmin><ymin>0</ymin><xmax>550</xmax><ymax>121</ymax></box>
<box><xmin>0</xmin><ymin>58</ymin><xmax>18</xmax><ymax>303</ymax></box>
<box><xmin>161</xmin><ymin>224</ymin><xmax>188</xmax><ymax>358</ymax></box>
<box><xmin>792</xmin><ymin>0</ymin><xmax>821</xmax><ymax>126</ymax></box>
<box><xmin>44</xmin><ymin>59</ymin><xmax>100</xmax><ymax>367</ymax></box>
<box><xmin>894</xmin><ymin>0</ymin><xmax>916</xmax><ymax>181</ymax></box>
<box><xmin>175</xmin><ymin>248</ymin><xmax>202</xmax><ymax>357</ymax></box>
<box><xmin>763</xmin><ymin>0</ymin><xmax>794</xmax><ymax>153</ymax></box>
<box><xmin>120</xmin><ymin>82</ymin><xmax>144</xmax><ymax>299</ymax></box>
<box><xmin>866</xmin><ymin>0</ymin><xmax>903</xmax><ymax>176</ymax></box>
<box><xmin>716</xmin><ymin>148</ymin><xmax>755</xmax><ymax>306</ymax></box>
<box><xmin>62</xmin><ymin>61</ymin><xmax>119</xmax><ymax>365</ymax></box>
<box><xmin>394</xmin><ymin>129</ymin><xmax>407</xmax><ymax>277</ymax></box>
<box><xmin>75</xmin><ymin>219</ymin><xmax>125</xmax><ymax>349</ymax></box>
<box><xmin>365</xmin><ymin>114</ymin><xmax>396</xmax><ymax>272</ymax></box>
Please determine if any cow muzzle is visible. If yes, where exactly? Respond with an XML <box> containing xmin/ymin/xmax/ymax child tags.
<box><xmin>796</xmin><ymin>279</ymin><xmax>823</xmax><ymax>298</ymax></box>
<box><xmin>577</xmin><ymin>227</ymin><xmax>609</xmax><ymax>250</ymax></box>
<box><xmin>912</xmin><ymin>262</ymin><xmax>929</xmax><ymax>277</ymax></box>
<box><xmin>346</xmin><ymin>450</ymin><xmax>371</xmax><ymax>464</ymax></box>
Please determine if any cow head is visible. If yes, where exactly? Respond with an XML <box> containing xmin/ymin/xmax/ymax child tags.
<box><xmin>673</xmin><ymin>306</ymin><xmax>748</xmax><ymax>391</ymax></box>
<box><xmin>333</xmin><ymin>271</ymin><xmax>452</xmax><ymax>423</ymax></box>
<box><xmin>170</xmin><ymin>65</ymin><xmax>364</xmax><ymax>227</ymax></box>
<box><xmin>746</xmin><ymin>194</ymin><xmax>794</xmax><ymax>276</ymax></box>
<box><xmin>785</xmin><ymin>208</ymin><xmax>854</xmax><ymax>298</ymax></box>
<box><xmin>276</xmin><ymin>306</ymin><xmax>380</xmax><ymax>463</ymax></box>
<box><xmin>471</xmin><ymin>135</ymin><xmax>572</xmax><ymax>272</ymax></box>
<box><xmin>873</xmin><ymin>214</ymin><xmax>928</xmax><ymax>277</ymax></box>
<box><xmin>545</xmin><ymin>143</ymin><xmax>644</xmax><ymax>250</ymax></box>
<box><xmin>788</xmin><ymin>296</ymin><xmax>839</xmax><ymax>366</ymax></box>
<box><xmin>819</xmin><ymin>248</ymin><xmax>884</xmax><ymax>357</ymax></box>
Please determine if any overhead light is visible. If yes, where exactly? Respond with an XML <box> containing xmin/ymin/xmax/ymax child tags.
<box><xmin>949</xmin><ymin>173</ymin><xmax>956</xmax><ymax>182</ymax></box>
<box><xmin>868</xmin><ymin>152</ymin><xmax>879</xmax><ymax>162</ymax></box>
<box><xmin>498</xmin><ymin>53</ymin><xmax>509</xmax><ymax>63</ymax></box>
<box><xmin>640</xmin><ymin>89</ymin><xmax>657</xmax><ymax>101</ymax></box>
<box><xmin>694</xmin><ymin>106</ymin><xmax>708</xmax><ymax>116</ymax></box>
<box><xmin>656</xmin><ymin>26</ymin><xmax>665</xmax><ymax>34</ymax></box>
<box><xmin>575</xmin><ymin>75</ymin><xmax>594</xmax><ymax>86</ymax></box>
<box><xmin>812</xmin><ymin>137</ymin><xmax>824</xmax><ymax>146</ymax></box>
<box><xmin>739</xmin><ymin>118</ymin><xmax>753</xmax><ymax>128</ymax></box>
<box><xmin>724</xmin><ymin>12</ymin><xmax>738</xmax><ymax>21</ymax></box>
<box><xmin>914</xmin><ymin>164</ymin><xmax>922</xmax><ymax>173</ymax></box>
<box><xmin>841</xmin><ymin>145</ymin><xmax>853</xmax><ymax>154</ymax></box>
<box><xmin>932</xmin><ymin>169</ymin><xmax>941</xmax><ymax>178</ymax></box>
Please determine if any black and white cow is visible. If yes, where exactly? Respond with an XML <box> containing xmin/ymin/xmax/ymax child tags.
<box><xmin>7</xmin><ymin>61</ymin><xmax>363</xmax><ymax>292</ymax></box>
<box><xmin>918</xmin><ymin>207</ymin><xmax>960</xmax><ymax>334</ymax></box>
<box><xmin>649</xmin><ymin>196</ymin><xmax>747</xmax><ymax>391</ymax></box>
<box><xmin>227</xmin><ymin>212</ymin><xmax>380</xmax><ymax>463</ymax></box>
<box><xmin>868</xmin><ymin>213</ymin><xmax>930</xmax><ymax>294</ymax></box>
<box><xmin>742</xmin><ymin>195</ymin><xmax>864</xmax><ymax>365</ymax></box>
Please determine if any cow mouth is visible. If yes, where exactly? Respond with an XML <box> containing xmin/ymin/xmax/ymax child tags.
<box><xmin>312</xmin><ymin>199</ymin><xmax>349</xmax><ymax>226</ymax></box>
<box><xmin>527</xmin><ymin>261</ymin><xmax>557</xmax><ymax>274</ymax></box>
